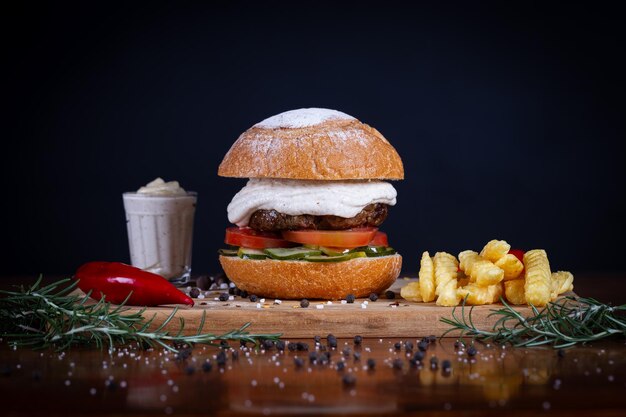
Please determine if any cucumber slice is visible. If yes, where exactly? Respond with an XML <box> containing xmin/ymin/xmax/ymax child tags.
<box><xmin>264</xmin><ymin>247</ymin><xmax>322</xmax><ymax>260</ymax></box>
<box><xmin>218</xmin><ymin>248</ymin><xmax>238</xmax><ymax>257</ymax></box>
<box><xmin>237</xmin><ymin>247</ymin><xmax>268</xmax><ymax>260</ymax></box>
<box><xmin>305</xmin><ymin>251</ymin><xmax>367</xmax><ymax>263</ymax></box>
<box><xmin>365</xmin><ymin>247</ymin><xmax>397</xmax><ymax>257</ymax></box>
<box><xmin>319</xmin><ymin>247</ymin><xmax>351</xmax><ymax>256</ymax></box>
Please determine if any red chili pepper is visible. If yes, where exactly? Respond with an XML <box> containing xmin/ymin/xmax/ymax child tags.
<box><xmin>74</xmin><ymin>262</ymin><xmax>194</xmax><ymax>307</ymax></box>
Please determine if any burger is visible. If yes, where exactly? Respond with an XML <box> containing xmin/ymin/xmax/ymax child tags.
<box><xmin>217</xmin><ymin>108</ymin><xmax>404</xmax><ymax>300</ymax></box>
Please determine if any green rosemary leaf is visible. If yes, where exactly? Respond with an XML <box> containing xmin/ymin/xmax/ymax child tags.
<box><xmin>441</xmin><ymin>295</ymin><xmax>626</xmax><ymax>348</ymax></box>
<box><xmin>0</xmin><ymin>277</ymin><xmax>281</xmax><ymax>352</ymax></box>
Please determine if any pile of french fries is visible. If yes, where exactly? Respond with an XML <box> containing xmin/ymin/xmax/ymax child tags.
<box><xmin>401</xmin><ymin>239</ymin><xmax>574</xmax><ymax>307</ymax></box>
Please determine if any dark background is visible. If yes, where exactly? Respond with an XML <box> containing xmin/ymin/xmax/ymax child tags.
<box><xmin>3</xmin><ymin>1</ymin><xmax>625</xmax><ymax>276</ymax></box>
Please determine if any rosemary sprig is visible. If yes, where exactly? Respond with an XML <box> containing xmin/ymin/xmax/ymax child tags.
<box><xmin>441</xmin><ymin>296</ymin><xmax>626</xmax><ymax>348</ymax></box>
<box><xmin>0</xmin><ymin>276</ymin><xmax>281</xmax><ymax>352</ymax></box>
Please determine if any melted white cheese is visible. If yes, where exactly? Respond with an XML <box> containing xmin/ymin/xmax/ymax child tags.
<box><xmin>227</xmin><ymin>179</ymin><xmax>397</xmax><ymax>226</ymax></box>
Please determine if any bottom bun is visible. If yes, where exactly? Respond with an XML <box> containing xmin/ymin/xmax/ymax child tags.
<box><xmin>219</xmin><ymin>254</ymin><xmax>402</xmax><ymax>300</ymax></box>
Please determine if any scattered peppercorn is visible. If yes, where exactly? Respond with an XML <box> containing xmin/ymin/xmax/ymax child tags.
<box><xmin>309</xmin><ymin>351</ymin><xmax>318</xmax><ymax>363</ymax></box>
<box><xmin>342</xmin><ymin>347</ymin><xmax>352</xmax><ymax>357</ymax></box>
<box><xmin>353</xmin><ymin>351</ymin><xmax>361</xmax><ymax>361</ymax></box>
<box><xmin>314</xmin><ymin>335</ymin><xmax>321</xmax><ymax>344</ymax></box>
<box><xmin>327</xmin><ymin>334</ymin><xmax>338</xmax><ymax>348</ymax></box>
<box><xmin>240</xmin><ymin>340</ymin><xmax>247</xmax><ymax>347</ymax></box>
<box><xmin>202</xmin><ymin>361</ymin><xmax>213</xmax><ymax>372</ymax></box>
<box><xmin>249</xmin><ymin>295</ymin><xmax>258</xmax><ymax>302</ymax></box>
<box><xmin>228</xmin><ymin>287</ymin><xmax>236</xmax><ymax>295</ymax></box>
<box><xmin>467</xmin><ymin>346</ymin><xmax>477</xmax><ymax>357</ymax></box>
<box><xmin>354</xmin><ymin>335</ymin><xmax>363</xmax><ymax>345</ymax></box>
<box><xmin>336</xmin><ymin>361</ymin><xmax>346</xmax><ymax>371</ymax></box>
<box><xmin>346</xmin><ymin>294</ymin><xmax>356</xmax><ymax>303</ymax></box>
<box><xmin>263</xmin><ymin>339</ymin><xmax>275</xmax><ymax>350</ymax></box>
<box><xmin>405</xmin><ymin>341</ymin><xmax>414</xmax><ymax>352</ymax></box>
<box><xmin>442</xmin><ymin>360</ymin><xmax>452</xmax><ymax>372</ymax></box>
<box><xmin>385</xmin><ymin>290</ymin><xmax>395</xmax><ymax>299</ymax></box>
<box><xmin>216</xmin><ymin>351</ymin><xmax>227</xmax><ymax>366</ymax></box>
<box><xmin>294</xmin><ymin>357</ymin><xmax>304</xmax><ymax>368</ymax></box>
<box><xmin>239</xmin><ymin>290</ymin><xmax>248</xmax><ymax>298</ymax></box>
<box><xmin>430</xmin><ymin>356</ymin><xmax>438</xmax><ymax>370</ymax></box>
<box><xmin>276</xmin><ymin>340</ymin><xmax>286</xmax><ymax>351</ymax></box>
<box><xmin>557</xmin><ymin>349</ymin><xmax>566</xmax><ymax>358</ymax></box>
<box><xmin>369</xmin><ymin>293</ymin><xmax>379</xmax><ymax>302</ymax></box>
<box><xmin>367</xmin><ymin>358</ymin><xmax>376</xmax><ymax>369</ymax></box>
<box><xmin>189</xmin><ymin>287</ymin><xmax>201</xmax><ymax>298</ymax></box>
<box><xmin>218</xmin><ymin>292</ymin><xmax>229</xmax><ymax>301</ymax></box>
<box><xmin>413</xmin><ymin>351</ymin><xmax>425</xmax><ymax>362</ymax></box>
<box><xmin>185</xmin><ymin>365</ymin><xmax>195</xmax><ymax>375</ymax></box>
<box><xmin>287</xmin><ymin>342</ymin><xmax>298</xmax><ymax>352</ymax></box>
<box><xmin>418</xmin><ymin>340</ymin><xmax>429</xmax><ymax>352</ymax></box>
<box><xmin>454</xmin><ymin>341</ymin><xmax>462</xmax><ymax>349</ymax></box>
<box><xmin>175</xmin><ymin>347</ymin><xmax>192</xmax><ymax>361</ymax></box>
<box><xmin>427</xmin><ymin>335</ymin><xmax>437</xmax><ymax>343</ymax></box>
<box><xmin>296</xmin><ymin>342</ymin><xmax>309</xmax><ymax>351</ymax></box>
<box><xmin>300</xmin><ymin>299</ymin><xmax>310</xmax><ymax>308</ymax></box>
<box><xmin>392</xmin><ymin>358</ymin><xmax>403</xmax><ymax>370</ymax></box>
<box><xmin>342</xmin><ymin>374</ymin><xmax>356</xmax><ymax>386</ymax></box>
<box><xmin>394</xmin><ymin>341</ymin><xmax>402</xmax><ymax>350</ymax></box>
<box><xmin>220</xmin><ymin>340</ymin><xmax>229</xmax><ymax>349</ymax></box>
<box><xmin>231</xmin><ymin>350</ymin><xmax>239</xmax><ymax>360</ymax></box>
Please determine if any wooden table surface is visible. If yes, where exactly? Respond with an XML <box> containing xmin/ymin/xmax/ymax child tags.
<box><xmin>1</xmin><ymin>274</ymin><xmax>625</xmax><ymax>416</ymax></box>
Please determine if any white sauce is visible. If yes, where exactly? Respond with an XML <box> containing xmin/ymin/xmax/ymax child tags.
<box><xmin>227</xmin><ymin>179</ymin><xmax>397</xmax><ymax>226</ymax></box>
<box><xmin>253</xmin><ymin>108</ymin><xmax>355</xmax><ymax>129</ymax></box>
<box><xmin>137</xmin><ymin>177</ymin><xmax>187</xmax><ymax>196</ymax></box>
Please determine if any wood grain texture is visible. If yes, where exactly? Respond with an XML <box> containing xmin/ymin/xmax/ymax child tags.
<box><xmin>74</xmin><ymin>279</ymin><xmax>571</xmax><ymax>338</ymax></box>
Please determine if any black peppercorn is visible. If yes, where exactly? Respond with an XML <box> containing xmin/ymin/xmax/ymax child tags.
<box><xmin>367</xmin><ymin>358</ymin><xmax>376</xmax><ymax>369</ymax></box>
<box><xmin>276</xmin><ymin>340</ymin><xmax>286</xmax><ymax>351</ymax></box>
<box><xmin>418</xmin><ymin>340</ymin><xmax>429</xmax><ymax>352</ymax></box>
<box><xmin>189</xmin><ymin>287</ymin><xmax>201</xmax><ymax>298</ymax></box>
<box><xmin>263</xmin><ymin>339</ymin><xmax>274</xmax><ymax>350</ymax></box>
<box><xmin>369</xmin><ymin>293</ymin><xmax>379</xmax><ymax>302</ymax></box>
<box><xmin>336</xmin><ymin>361</ymin><xmax>346</xmax><ymax>371</ymax></box>
<box><xmin>385</xmin><ymin>290</ymin><xmax>395</xmax><ymax>299</ymax></box>
<box><xmin>413</xmin><ymin>351</ymin><xmax>425</xmax><ymax>362</ymax></box>
<box><xmin>346</xmin><ymin>294</ymin><xmax>356</xmax><ymax>303</ymax></box>
<box><xmin>216</xmin><ymin>350</ymin><xmax>227</xmax><ymax>366</ymax></box>
<box><xmin>392</xmin><ymin>358</ymin><xmax>403</xmax><ymax>370</ymax></box>
<box><xmin>427</xmin><ymin>335</ymin><xmax>437</xmax><ymax>343</ymax></box>
<box><xmin>342</xmin><ymin>374</ymin><xmax>356</xmax><ymax>386</ymax></box>
<box><xmin>287</xmin><ymin>342</ymin><xmax>297</xmax><ymax>352</ymax></box>
<box><xmin>405</xmin><ymin>341</ymin><xmax>414</xmax><ymax>352</ymax></box>
<box><xmin>353</xmin><ymin>351</ymin><xmax>361</xmax><ymax>361</ymax></box>
<box><xmin>219</xmin><ymin>292</ymin><xmax>229</xmax><ymax>301</ymax></box>
<box><xmin>231</xmin><ymin>350</ymin><xmax>239</xmax><ymax>360</ymax></box>
<box><xmin>314</xmin><ymin>335</ymin><xmax>321</xmax><ymax>344</ymax></box>
<box><xmin>249</xmin><ymin>294</ymin><xmax>258</xmax><ymax>302</ymax></box>
<box><xmin>394</xmin><ymin>341</ymin><xmax>402</xmax><ymax>350</ymax></box>
<box><xmin>239</xmin><ymin>290</ymin><xmax>248</xmax><ymax>298</ymax></box>
<box><xmin>308</xmin><ymin>351</ymin><xmax>318</xmax><ymax>363</ymax></box>
<box><xmin>342</xmin><ymin>347</ymin><xmax>352</xmax><ymax>357</ymax></box>
<box><xmin>296</xmin><ymin>342</ymin><xmax>309</xmax><ymax>351</ymax></box>
<box><xmin>430</xmin><ymin>356</ymin><xmax>438</xmax><ymax>369</ymax></box>
<box><xmin>354</xmin><ymin>335</ymin><xmax>363</xmax><ymax>345</ymax></box>
<box><xmin>442</xmin><ymin>359</ymin><xmax>452</xmax><ymax>371</ymax></box>
<box><xmin>185</xmin><ymin>365</ymin><xmax>195</xmax><ymax>375</ymax></box>
<box><xmin>294</xmin><ymin>357</ymin><xmax>304</xmax><ymax>368</ymax></box>
<box><xmin>300</xmin><ymin>299</ymin><xmax>310</xmax><ymax>308</ymax></box>
<box><xmin>467</xmin><ymin>346</ymin><xmax>477</xmax><ymax>357</ymax></box>
<box><xmin>557</xmin><ymin>349</ymin><xmax>566</xmax><ymax>358</ymax></box>
<box><xmin>202</xmin><ymin>361</ymin><xmax>213</xmax><ymax>372</ymax></box>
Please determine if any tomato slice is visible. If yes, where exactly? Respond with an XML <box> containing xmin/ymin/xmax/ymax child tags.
<box><xmin>369</xmin><ymin>231</ymin><xmax>389</xmax><ymax>247</ymax></box>
<box><xmin>281</xmin><ymin>227</ymin><xmax>378</xmax><ymax>249</ymax></box>
<box><xmin>225</xmin><ymin>227</ymin><xmax>295</xmax><ymax>249</ymax></box>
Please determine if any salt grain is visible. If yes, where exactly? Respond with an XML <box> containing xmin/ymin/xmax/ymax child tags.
<box><xmin>316</xmin><ymin>305</ymin><xmax>324</xmax><ymax>310</ymax></box>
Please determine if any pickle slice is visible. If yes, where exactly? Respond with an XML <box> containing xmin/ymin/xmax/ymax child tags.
<box><xmin>237</xmin><ymin>247</ymin><xmax>268</xmax><ymax>260</ymax></box>
<box><xmin>319</xmin><ymin>247</ymin><xmax>352</xmax><ymax>256</ymax></box>
<box><xmin>305</xmin><ymin>251</ymin><xmax>367</xmax><ymax>263</ymax></box>
<box><xmin>218</xmin><ymin>248</ymin><xmax>239</xmax><ymax>257</ymax></box>
<box><xmin>264</xmin><ymin>247</ymin><xmax>322</xmax><ymax>260</ymax></box>
<box><xmin>365</xmin><ymin>247</ymin><xmax>397</xmax><ymax>257</ymax></box>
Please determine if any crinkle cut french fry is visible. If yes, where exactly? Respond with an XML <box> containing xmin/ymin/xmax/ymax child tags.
<box><xmin>504</xmin><ymin>279</ymin><xmax>526</xmax><ymax>305</ymax></box>
<box><xmin>434</xmin><ymin>252</ymin><xmax>458</xmax><ymax>295</ymax></box>
<box><xmin>457</xmin><ymin>283</ymin><xmax>502</xmax><ymax>305</ymax></box>
<box><xmin>495</xmin><ymin>254</ymin><xmax>524</xmax><ymax>281</ymax></box>
<box><xmin>459</xmin><ymin>250</ymin><xmax>504</xmax><ymax>286</ymax></box>
<box><xmin>550</xmin><ymin>271</ymin><xmax>574</xmax><ymax>300</ymax></box>
<box><xmin>523</xmin><ymin>249</ymin><xmax>552</xmax><ymax>307</ymax></box>
<box><xmin>418</xmin><ymin>251</ymin><xmax>436</xmax><ymax>302</ymax></box>
<box><xmin>400</xmin><ymin>281</ymin><xmax>423</xmax><ymax>302</ymax></box>
<box><xmin>480</xmin><ymin>239</ymin><xmax>511</xmax><ymax>263</ymax></box>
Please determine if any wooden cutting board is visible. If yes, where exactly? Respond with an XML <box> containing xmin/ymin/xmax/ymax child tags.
<box><xmin>74</xmin><ymin>278</ymin><xmax>566</xmax><ymax>338</ymax></box>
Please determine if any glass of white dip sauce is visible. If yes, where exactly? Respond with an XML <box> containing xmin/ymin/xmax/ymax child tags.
<box><xmin>122</xmin><ymin>178</ymin><xmax>196</xmax><ymax>284</ymax></box>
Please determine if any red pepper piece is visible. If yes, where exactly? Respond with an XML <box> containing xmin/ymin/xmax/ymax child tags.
<box><xmin>74</xmin><ymin>262</ymin><xmax>194</xmax><ymax>307</ymax></box>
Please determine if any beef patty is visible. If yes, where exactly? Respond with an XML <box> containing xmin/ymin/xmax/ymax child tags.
<box><xmin>248</xmin><ymin>203</ymin><xmax>388</xmax><ymax>232</ymax></box>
